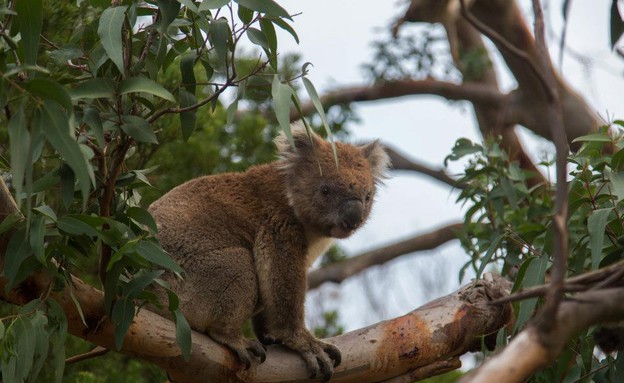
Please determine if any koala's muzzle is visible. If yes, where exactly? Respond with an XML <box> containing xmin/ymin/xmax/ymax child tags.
<box><xmin>339</xmin><ymin>199</ymin><xmax>364</xmax><ymax>231</ymax></box>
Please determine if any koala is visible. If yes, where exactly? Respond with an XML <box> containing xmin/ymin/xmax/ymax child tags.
<box><xmin>148</xmin><ymin>125</ymin><xmax>389</xmax><ymax>381</ymax></box>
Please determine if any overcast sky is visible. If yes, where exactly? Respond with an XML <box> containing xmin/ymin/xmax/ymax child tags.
<box><xmin>265</xmin><ymin>0</ymin><xmax>624</xmax><ymax>331</ymax></box>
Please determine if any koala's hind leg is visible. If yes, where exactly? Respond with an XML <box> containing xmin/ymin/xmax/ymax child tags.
<box><xmin>178</xmin><ymin>246</ymin><xmax>266</xmax><ymax>369</ymax></box>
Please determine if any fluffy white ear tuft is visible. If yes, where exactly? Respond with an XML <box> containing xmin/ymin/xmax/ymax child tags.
<box><xmin>274</xmin><ymin>121</ymin><xmax>321</xmax><ymax>157</ymax></box>
<box><xmin>274</xmin><ymin>122</ymin><xmax>321</xmax><ymax>165</ymax></box>
<box><xmin>360</xmin><ymin>140</ymin><xmax>391</xmax><ymax>181</ymax></box>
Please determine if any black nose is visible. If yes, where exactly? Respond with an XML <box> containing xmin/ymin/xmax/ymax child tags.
<box><xmin>340</xmin><ymin>200</ymin><xmax>364</xmax><ymax>230</ymax></box>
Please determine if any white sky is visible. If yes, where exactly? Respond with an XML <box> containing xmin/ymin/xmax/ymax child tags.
<box><xmin>265</xmin><ymin>0</ymin><xmax>624</xmax><ymax>331</ymax></box>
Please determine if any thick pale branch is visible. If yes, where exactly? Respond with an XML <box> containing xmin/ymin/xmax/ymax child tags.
<box><xmin>460</xmin><ymin>288</ymin><xmax>624</xmax><ymax>383</ymax></box>
<box><xmin>1</xmin><ymin>267</ymin><xmax>511</xmax><ymax>383</ymax></box>
<box><xmin>308</xmin><ymin>223</ymin><xmax>462</xmax><ymax>289</ymax></box>
<box><xmin>289</xmin><ymin>79</ymin><xmax>504</xmax><ymax>120</ymax></box>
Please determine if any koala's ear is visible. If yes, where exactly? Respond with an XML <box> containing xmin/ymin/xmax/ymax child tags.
<box><xmin>360</xmin><ymin>140</ymin><xmax>391</xmax><ymax>180</ymax></box>
<box><xmin>275</xmin><ymin>123</ymin><xmax>321</xmax><ymax>159</ymax></box>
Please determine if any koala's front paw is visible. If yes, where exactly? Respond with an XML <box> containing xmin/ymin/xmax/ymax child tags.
<box><xmin>282</xmin><ymin>333</ymin><xmax>341</xmax><ymax>382</ymax></box>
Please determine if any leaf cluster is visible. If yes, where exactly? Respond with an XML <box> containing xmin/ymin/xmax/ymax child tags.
<box><xmin>0</xmin><ymin>0</ymin><xmax>315</xmax><ymax>381</ymax></box>
<box><xmin>448</xmin><ymin>121</ymin><xmax>624</xmax><ymax>382</ymax></box>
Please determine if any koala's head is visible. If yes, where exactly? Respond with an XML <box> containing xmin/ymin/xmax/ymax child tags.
<box><xmin>275</xmin><ymin>125</ymin><xmax>390</xmax><ymax>238</ymax></box>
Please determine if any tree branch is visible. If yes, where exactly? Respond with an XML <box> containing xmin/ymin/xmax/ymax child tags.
<box><xmin>308</xmin><ymin>223</ymin><xmax>462</xmax><ymax>289</ymax></box>
<box><xmin>459</xmin><ymin>287</ymin><xmax>624</xmax><ymax>383</ymax></box>
<box><xmin>289</xmin><ymin>79</ymin><xmax>504</xmax><ymax>120</ymax></box>
<box><xmin>0</xmin><ymin>259</ymin><xmax>510</xmax><ymax>382</ymax></box>
<box><xmin>385</xmin><ymin>146</ymin><xmax>466</xmax><ymax>189</ymax></box>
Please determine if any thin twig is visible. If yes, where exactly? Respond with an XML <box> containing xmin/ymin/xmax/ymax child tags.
<box><xmin>65</xmin><ymin>346</ymin><xmax>109</xmax><ymax>365</ymax></box>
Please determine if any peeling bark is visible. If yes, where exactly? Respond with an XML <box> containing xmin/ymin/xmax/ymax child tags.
<box><xmin>1</xmin><ymin>266</ymin><xmax>512</xmax><ymax>382</ymax></box>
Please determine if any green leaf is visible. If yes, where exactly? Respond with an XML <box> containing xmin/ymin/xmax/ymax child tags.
<box><xmin>513</xmin><ymin>256</ymin><xmax>547</xmax><ymax>333</ymax></box>
<box><xmin>120</xmin><ymin>115</ymin><xmax>158</xmax><ymax>144</ymax></box>
<box><xmin>8</xmin><ymin>107</ymin><xmax>30</xmax><ymax>206</ymax></box>
<box><xmin>98</xmin><ymin>6</ymin><xmax>128</xmax><ymax>74</ymax></box>
<box><xmin>59</xmin><ymin>164</ymin><xmax>76</xmax><ymax>209</ymax></box>
<box><xmin>572</xmin><ymin>133</ymin><xmax>613</xmax><ymax>143</ymax></box>
<box><xmin>0</xmin><ymin>213</ymin><xmax>21</xmax><ymax>235</ymax></box>
<box><xmin>272</xmin><ymin>18</ymin><xmax>299</xmax><ymax>44</ymax></box>
<box><xmin>4</xmin><ymin>228</ymin><xmax>32</xmax><ymax>293</ymax></box>
<box><xmin>11</xmin><ymin>314</ymin><xmax>35</xmax><ymax>382</ymax></box>
<box><xmin>302</xmin><ymin>76</ymin><xmax>335</xmax><ymax>153</ymax></box>
<box><xmin>271</xmin><ymin>75</ymin><xmax>293</xmax><ymax>147</ymax></box>
<box><xmin>33</xmin><ymin>205</ymin><xmax>57</xmax><ymax>222</ymax></box>
<box><xmin>237</xmin><ymin>5</ymin><xmax>254</xmax><ymax>24</ymax></box>
<box><xmin>27</xmin><ymin>310</ymin><xmax>49</xmax><ymax>383</ymax></box>
<box><xmin>46</xmin><ymin>300</ymin><xmax>67</xmax><ymax>383</ymax></box>
<box><xmin>226</xmin><ymin>98</ymin><xmax>238</xmax><ymax>127</ymax></box>
<box><xmin>179</xmin><ymin>89</ymin><xmax>197</xmax><ymax>141</ymax></box>
<box><xmin>477</xmin><ymin>233</ymin><xmax>504</xmax><ymax>279</ymax></box>
<box><xmin>180</xmin><ymin>53</ymin><xmax>197</xmax><ymax>94</ymax></box>
<box><xmin>42</xmin><ymin>102</ymin><xmax>94</xmax><ymax>206</ymax></box>
<box><xmin>57</xmin><ymin>216</ymin><xmax>99</xmax><ymax>237</ymax></box>
<box><xmin>16</xmin><ymin>0</ymin><xmax>43</xmax><ymax>66</ymax></box>
<box><xmin>234</xmin><ymin>0</ymin><xmax>290</xmax><ymax>19</ymax></box>
<box><xmin>611</xmin><ymin>0</ymin><xmax>624</xmax><ymax>49</ymax></box>
<box><xmin>24</xmin><ymin>79</ymin><xmax>72</xmax><ymax>110</ymax></box>
<box><xmin>609</xmin><ymin>171</ymin><xmax>624</xmax><ymax>202</ymax></box>
<box><xmin>588</xmin><ymin>208</ymin><xmax>612</xmax><ymax>269</ymax></box>
<box><xmin>112</xmin><ymin>298</ymin><xmax>135</xmax><ymax>350</ymax></box>
<box><xmin>70</xmin><ymin>78</ymin><xmax>116</xmax><ymax>99</ymax></box>
<box><xmin>259</xmin><ymin>18</ymin><xmax>277</xmax><ymax>52</ymax></box>
<box><xmin>199</xmin><ymin>0</ymin><xmax>229</xmax><ymax>10</ymax></box>
<box><xmin>135</xmin><ymin>239</ymin><xmax>183</xmax><ymax>274</ymax></box>
<box><xmin>29</xmin><ymin>215</ymin><xmax>46</xmax><ymax>264</ymax></box>
<box><xmin>246</xmin><ymin>27</ymin><xmax>269</xmax><ymax>49</ymax></box>
<box><xmin>119</xmin><ymin>77</ymin><xmax>175</xmax><ymax>102</ymax></box>
<box><xmin>49</xmin><ymin>45</ymin><xmax>83</xmax><ymax>65</ymax></box>
<box><xmin>123</xmin><ymin>270</ymin><xmax>164</xmax><ymax>299</ymax></box>
<box><xmin>173</xmin><ymin>309</ymin><xmax>192</xmax><ymax>361</ymax></box>
<box><xmin>126</xmin><ymin>206</ymin><xmax>158</xmax><ymax>233</ymax></box>
<box><xmin>209</xmin><ymin>18</ymin><xmax>230</xmax><ymax>66</ymax></box>
<box><xmin>156</xmin><ymin>0</ymin><xmax>181</xmax><ymax>32</ymax></box>
<box><xmin>83</xmin><ymin>108</ymin><xmax>105</xmax><ymax>148</ymax></box>
<box><xmin>177</xmin><ymin>0</ymin><xmax>200</xmax><ymax>13</ymax></box>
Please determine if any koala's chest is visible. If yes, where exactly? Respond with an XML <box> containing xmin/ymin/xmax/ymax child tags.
<box><xmin>305</xmin><ymin>228</ymin><xmax>334</xmax><ymax>267</ymax></box>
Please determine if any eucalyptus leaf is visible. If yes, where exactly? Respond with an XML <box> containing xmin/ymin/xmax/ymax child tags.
<box><xmin>136</xmin><ymin>239</ymin><xmax>183</xmax><ymax>274</ymax></box>
<box><xmin>16</xmin><ymin>0</ymin><xmax>43</xmax><ymax>66</ymax></box>
<box><xmin>8</xmin><ymin>107</ymin><xmax>29</xmax><ymax>206</ymax></box>
<box><xmin>42</xmin><ymin>101</ymin><xmax>95</xmax><ymax>206</ymax></box>
<box><xmin>173</xmin><ymin>309</ymin><xmax>192</xmax><ymax>361</ymax></box>
<box><xmin>271</xmin><ymin>75</ymin><xmax>293</xmax><ymax>148</ymax></box>
<box><xmin>70</xmin><ymin>78</ymin><xmax>116</xmax><ymax>100</ymax></box>
<box><xmin>112</xmin><ymin>298</ymin><xmax>136</xmax><ymax>350</ymax></box>
<box><xmin>588</xmin><ymin>208</ymin><xmax>612</xmax><ymax>269</ymax></box>
<box><xmin>98</xmin><ymin>6</ymin><xmax>128</xmax><ymax>73</ymax></box>
<box><xmin>120</xmin><ymin>115</ymin><xmax>158</xmax><ymax>144</ymax></box>
<box><xmin>119</xmin><ymin>77</ymin><xmax>175</xmax><ymax>102</ymax></box>
<box><xmin>234</xmin><ymin>0</ymin><xmax>290</xmax><ymax>19</ymax></box>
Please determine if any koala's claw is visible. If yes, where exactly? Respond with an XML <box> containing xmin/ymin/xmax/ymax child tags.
<box><xmin>226</xmin><ymin>338</ymin><xmax>267</xmax><ymax>369</ymax></box>
<box><xmin>286</xmin><ymin>337</ymin><xmax>341</xmax><ymax>382</ymax></box>
<box><xmin>324</xmin><ymin>344</ymin><xmax>341</xmax><ymax>367</ymax></box>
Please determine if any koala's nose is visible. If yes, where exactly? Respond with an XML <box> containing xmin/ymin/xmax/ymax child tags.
<box><xmin>340</xmin><ymin>199</ymin><xmax>364</xmax><ymax>230</ymax></box>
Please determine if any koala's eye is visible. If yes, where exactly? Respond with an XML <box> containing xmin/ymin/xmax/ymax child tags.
<box><xmin>321</xmin><ymin>186</ymin><xmax>330</xmax><ymax>196</ymax></box>
<box><xmin>365</xmin><ymin>192</ymin><xmax>372</xmax><ymax>202</ymax></box>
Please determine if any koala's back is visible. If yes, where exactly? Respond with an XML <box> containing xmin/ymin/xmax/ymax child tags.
<box><xmin>149</xmin><ymin>164</ymin><xmax>290</xmax><ymax>263</ymax></box>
